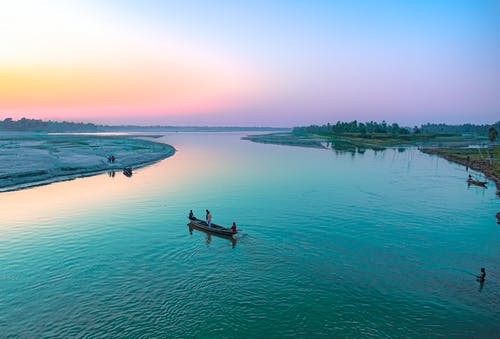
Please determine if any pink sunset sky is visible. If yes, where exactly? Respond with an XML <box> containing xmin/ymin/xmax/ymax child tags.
<box><xmin>1</xmin><ymin>0</ymin><xmax>499</xmax><ymax>127</ymax></box>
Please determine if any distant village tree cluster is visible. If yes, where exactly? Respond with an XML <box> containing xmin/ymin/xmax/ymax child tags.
<box><xmin>293</xmin><ymin>120</ymin><xmax>410</xmax><ymax>135</ymax></box>
<box><xmin>420</xmin><ymin>122</ymin><xmax>500</xmax><ymax>137</ymax></box>
<box><xmin>0</xmin><ymin>118</ymin><xmax>100</xmax><ymax>132</ymax></box>
<box><xmin>0</xmin><ymin>117</ymin><xmax>287</xmax><ymax>133</ymax></box>
<box><xmin>293</xmin><ymin>120</ymin><xmax>500</xmax><ymax>138</ymax></box>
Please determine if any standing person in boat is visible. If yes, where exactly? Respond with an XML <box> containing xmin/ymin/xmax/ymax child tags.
<box><xmin>206</xmin><ymin>210</ymin><xmax>212</xmax><ymax>228</ymax></box>
<box><xmin>189</xmin><ymin>210</ymin><xmax>195</xmax><ymax>220</ymax></box>
<box><xmin>231</xmin><ymin>222</ymin><xmax>237</xmax><ymax>233</ymax></box>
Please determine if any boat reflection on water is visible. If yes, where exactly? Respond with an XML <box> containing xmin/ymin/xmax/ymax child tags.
<box><xmin>188</xmin><ymin>225</ymin><xmax>237</xmax><ymax>248</ymax></box>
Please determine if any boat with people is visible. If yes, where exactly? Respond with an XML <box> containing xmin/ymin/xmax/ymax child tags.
<box><xmin>467</xmin><ymin>178</ymin><xmax>487</xmax><ymax>187</ymax></box>
<box><xmin>187</xmin><ymin>217</ymin><xmax>237</xmax><ymax>237</ymax></box>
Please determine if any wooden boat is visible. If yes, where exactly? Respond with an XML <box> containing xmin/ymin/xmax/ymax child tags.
<box><xmin>123</xmin><ymin>167</ymin><xmax>133</xmax><ymax>177</ymax></box>
<box><xmin>467</xmin><ymin>179</ymin><xmax>487</xmax><ymax>187</ymax></box>
<box><xmin>187</xmin><ymin>217</ymin><xmax>237</xmax><ymax>236</ymax></box>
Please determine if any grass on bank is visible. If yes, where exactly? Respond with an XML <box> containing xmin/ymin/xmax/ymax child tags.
<box><xmin>426</xmin><ymin>146</ymin><xmax>500</xmax><ymax>180</ymax></box>
<box><xmin>244</xmin><ymin>131</ymin><xmax>488</xmax><ymax>149</ymax></box>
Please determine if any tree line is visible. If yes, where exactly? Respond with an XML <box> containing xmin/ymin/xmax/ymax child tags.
<box><xmin>293</xmin><ymin>120</ymin><xmax>411</xmax><ymax>135</ymax></box>
<box><xmin>0</xmin><ymin>118</ymin><xmax>101</xmax><ymax>132</ymax></box>
<box><xmin>1</xmin><ymin>117</ymin><xmax>498</xmax><ymax>138</ymax></box>
<box><xmin>0</xmin><ymin>117</ymin><xmax>287</xmax><ymax>132</ymax></box>
<box><xmin>420</xmin><ymin>122</ymin><xmax>500</xmax><ymax>136</ymax></box>
<box><xmin>293</xmin><ymin>120</ymin><xmax>500</xmax><ymax>138</ymax></box>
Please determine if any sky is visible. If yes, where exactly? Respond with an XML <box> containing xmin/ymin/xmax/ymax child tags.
<box><xmin>0</xmin><ymin>0</ymin><xmax>499</xmax><ymax>127</ymax></box>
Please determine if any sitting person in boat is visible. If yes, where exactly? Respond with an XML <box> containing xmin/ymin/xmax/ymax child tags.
<box><xmin>206</xmin><ymin>210</ymin><xmax>212</xmax><ymax>227</ymax></box>
<box><xmin>189</xmin><ymin>210</ymin><xmax>195</xmax><ymax>220</ymax></box>
<box><xmin>231</xmin><ymin>222</ymin><xmax>237</xmax><ymax>233</ymax></box>
<box><xmin>477</xmin><ymin>267</ymin><xmax>486</xmax><ymax>282</ymax></box>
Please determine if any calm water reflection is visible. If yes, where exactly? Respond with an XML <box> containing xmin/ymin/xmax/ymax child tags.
<box><xmin>188</xmin><ymin>225</ymin><xmax>238</xmax><ymax>249</ymax></box>
<box><xmin>0</xmin><ymin>132</ymin><xmax>499</xmax><ymax>337</ymax></box>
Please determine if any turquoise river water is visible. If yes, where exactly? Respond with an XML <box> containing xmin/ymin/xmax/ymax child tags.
<box><xmin>1</xmin><ymin>132</ymin><xmax>499</xmax><ymax>337</ymax></box>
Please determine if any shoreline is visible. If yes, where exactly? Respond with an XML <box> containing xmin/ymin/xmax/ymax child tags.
<box><xmin>0</xmin><ymin>133</ymin><xmax>176</xmax><ymax>193</ymax></box>
<box><xmin>0</xmin><ymin>152</ymin><xmax>175</xmax><ymax>193</ymax></box>
<box><xmin>242</xmin><ymin>133</ymin><xmax>326</xmax><ymax>148</ymax></box>
<box><xmin>243</xmin><ymin>132</ymin><xmax>500</xmax><ymax>198</ymax></box>
<box><xmin>422</xmin><ymin>148</ymin><xmax>500</xmax><ymax>197</ymax></box>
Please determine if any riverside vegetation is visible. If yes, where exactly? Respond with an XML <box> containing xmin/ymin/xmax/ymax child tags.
<box><xmin>244</xmin><ymin>120</ymin><xmax>500</xmax><ymax>196</ymax></box>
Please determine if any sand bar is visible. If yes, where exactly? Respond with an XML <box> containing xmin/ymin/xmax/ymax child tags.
<box><xmin>0</xmin><ymin>132</ymin><xmax>175</xmax><ymax>192</ymax></box>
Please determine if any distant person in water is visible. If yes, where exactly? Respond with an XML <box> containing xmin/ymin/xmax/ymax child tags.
<box><xmin>111</xmin><ymin>155</ymin><xmax>115</xmax><ymax>163</ymax></box>
<box><xmin>206</xmin><ymin>210</ymin><xmax>212</xmax><ymax>227</ymax></box>
<box><xmin>189</xmin><ymin>210</ymin><xmax>195</xmax><ymax>220</ymax></box>
<box><xmin>477</xmin><ymin>268</ymin><xmax>486</xmax><ymax>282</ymax></box>
<box><xmin>231</xmin><ymin>222</ymin><xmax>237</xmax><ymax>233</ymax></box>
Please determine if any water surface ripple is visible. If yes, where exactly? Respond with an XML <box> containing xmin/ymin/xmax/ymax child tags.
<box><xmin>1</xmin><ymin>132</ymin><xmax>499</xmax><ymax>337</ymax></box>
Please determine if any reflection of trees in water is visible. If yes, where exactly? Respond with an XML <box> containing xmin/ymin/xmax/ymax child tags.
<box><xmin>330</xmin><ymin>141</ymin><xmax>382</xmax><ymax>156</ymax></box>
<box><xmin>331</xmin><ymin>141</ymin><xmax>356</xmax><ymax>156</ymax></box>
<box><xmin>329</xmin><ymin>140</ymin><xmax>409</xmax><ymax>157</ymax></box>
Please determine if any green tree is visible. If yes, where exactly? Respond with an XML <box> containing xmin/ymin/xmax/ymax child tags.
<box><xmin>390</xmin><ymin>123</ymin><xmax>400</xmax><ymax>134</ymax></box>
<box><xmin>489</xmin><ymin>127</ymin><xmax>498</xmax><ymax>142</ymax></box>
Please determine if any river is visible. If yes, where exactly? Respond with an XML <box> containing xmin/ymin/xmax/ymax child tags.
<box><xmin>1</xmin><ymin>132</ymin><xmax>499</xmax><ymax>337</ymax></box>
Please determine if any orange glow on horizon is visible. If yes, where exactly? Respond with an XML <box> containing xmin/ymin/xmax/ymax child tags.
<box><xmin>0</xmin><ymin>61</ymin><xmax>258</xmax><ymax>119</ymax></box>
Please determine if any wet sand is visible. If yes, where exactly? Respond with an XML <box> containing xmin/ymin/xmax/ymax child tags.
<box><xmin>0</xmin><ymin>132</ymin><xmax>175</xmax><ymax>192</ymax></box>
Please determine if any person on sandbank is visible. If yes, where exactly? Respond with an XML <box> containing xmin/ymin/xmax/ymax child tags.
<box><xmin>206</xmin><ymin>210</ymin><xmax>212</xmax><ymax>228</ymax></box>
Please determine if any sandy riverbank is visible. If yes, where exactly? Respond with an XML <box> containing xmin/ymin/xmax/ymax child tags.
<box><xmin>0</xmin><ymin>133</ymin><xmax>175</xmax><ymax>192</ymax></box>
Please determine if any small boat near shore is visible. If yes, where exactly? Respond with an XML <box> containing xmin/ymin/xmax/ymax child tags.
<box><xmin>123</xmin><ymin>167</ymin><xmax>133</xmax><ymax>177</ymax></box>
<box><xmin>467</xmin><ymin>178</ymin><xmax>487</xmax><ymax>187</ymax></box>
<box><xmin>187</xmin><ymin>217</ymin><xmax>237</xmax><ymax>237</ymax></box>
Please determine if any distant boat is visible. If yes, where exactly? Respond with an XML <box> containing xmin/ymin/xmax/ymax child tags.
<box><xmin>187</xmin><ymin>217</ymin><xmax>237</xmax><ymax>237</ymax></box>
<box><xmin>467</xmin><ymin>178</ymin><xmax>487</xmax><ymax>187</ymax></box>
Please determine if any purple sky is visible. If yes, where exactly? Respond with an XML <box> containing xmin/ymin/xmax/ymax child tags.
<box><xmin>1</xmin><ymin>0</ymin><xmax>499</xmax><ymax>126</ymax></box>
